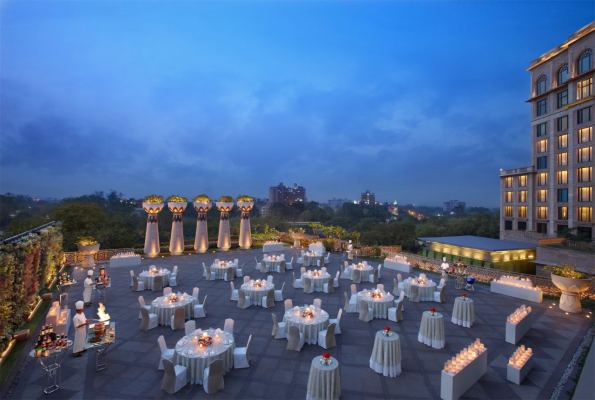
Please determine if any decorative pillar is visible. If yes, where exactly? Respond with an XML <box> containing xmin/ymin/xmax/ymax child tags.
<box><xmin>216</xmin><ymin>196</ymin><xmax>234</xmax><ymax>251</ymax></box>
<box><xmin>193</xmin><ymin>195</ymin><xmax>212</xmax><ymax>253</ymax></box>
<box><xmin>237</xmin><ymin>196</ymin><xmax>254</xmax><ymax>249</ymax></box>
<box><xmin>143</xmin><ymin>195</ymin><xmax>164</xmax><ymax>258</ymax></box>
<box><xmin>167</xmin><ymin>196</ymin><xmax>188</xmax><ymax>256</ymax></box>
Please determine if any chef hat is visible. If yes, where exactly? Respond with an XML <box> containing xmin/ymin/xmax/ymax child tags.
<box><xmin>443</xmin><ymin>257</ymin><xmax>447</xmax><ymax>262</ymax></box>
<box><xmin>349</xmin><ymin>240</ymin><xmax>352</xmax><ymax>243</ymax></box>
<box><xmin>87</xmin><ymin>270</ymin><xmax>93</xmax><ymax>276</ymax></box>
<box><xmin>75</xmin><ymin>301</ymin><xmax>84</xmax><ymax>310</ymax></box>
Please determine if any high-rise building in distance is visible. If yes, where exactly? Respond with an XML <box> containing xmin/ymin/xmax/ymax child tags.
<box><xmin>269</xmin><ymin>182</ymin><xmax>306</xmax><ymax>205</ymax></box>
<box><xmin>328</xmin><ymin>198</ymin><xmax>349</xmax><ymax>209</ymax></box>
<box><xmin>360</xmin><ymin>190</ymin><xmax>376</xmax><ymax>205</ymax></box>
<box><xmin>443</xmin><ymin>200</ymin><xmax>466</xmax><ymax>213</ymax></box>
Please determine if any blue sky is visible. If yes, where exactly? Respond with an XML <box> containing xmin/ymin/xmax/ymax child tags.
<box><xmin>1</xmin><ymin>1</ymin><xmax>593</xmax><ymax>207</ymax></box>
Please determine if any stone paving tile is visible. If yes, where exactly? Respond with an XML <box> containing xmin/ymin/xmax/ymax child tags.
<box><xmin>7</xmin><ymin>247</ymin><xmax>592</xmax><ymax>399</ymax></box>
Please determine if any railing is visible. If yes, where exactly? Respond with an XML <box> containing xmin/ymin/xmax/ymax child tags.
<box><xmin>401</xmin><ymin>253</ymin><xmax>595</xmax><ymax>300</ymax></box>
<box><xmin>500</xmin><ymin>166</ymin><xmax>534</xmax><ymax>176</ymax></box>
<box><xmin>539</xmin><ymin>238</ymin><xmax>566</xmax><ymax>245</ymax></box>
<box><xmin>62</xmin><ymin>248</ymin><xmax>135</xmax><ymax>264</ymax></box>
<box><xmin>0</xmin><ymin>221</ymin><xmax>57</xmax><ymax>245</ymax></box>
<box><xmin>504</xmin><ymin>231</ymin><xmax>554</xmax><ymax>239</ymax></box>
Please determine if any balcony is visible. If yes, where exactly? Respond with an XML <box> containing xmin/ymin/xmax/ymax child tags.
<box><xmin>500</xmin><ymin>166</ymin><xmax>535</xmax><ymax>177</ymax></box>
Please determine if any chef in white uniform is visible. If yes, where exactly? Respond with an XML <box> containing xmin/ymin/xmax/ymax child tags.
<box><xmin>83</xmin><ymin>270</ymin><xmax>95</xmax><ymax>306</ymax></box>
<box><xmin>440</xmin><ymin>257</ymin><xmax>450</xmax><ymax>272</ymax></box>
<box><xmin>72</xmin><ymin>301</ymin><xmax>95</xmax><ymax>357</ymax></box>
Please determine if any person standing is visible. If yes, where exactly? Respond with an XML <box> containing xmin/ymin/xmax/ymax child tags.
<box><xmin>72</xmin><ymin>301</ymin><xmax>96</xmax><ymax>357</ymax></box>
<box><xmin>83</xmin><ymin>270</ymin><xmax>95</xmax><ymax>306</ymax></box>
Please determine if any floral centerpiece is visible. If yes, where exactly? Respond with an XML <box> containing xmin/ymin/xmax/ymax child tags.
<box><xmin>302</xmin><ymin>307</ymin><xmax>314</xmax><ymax>318</ymax></box>
<box><xmin>429</xmin><ymin>307</ymin><xmax>437</xmax><ymax>316</ymax></box>
<box><xmin>321</xmin><ymin>352</ymin><xmax>332</xmax><ymax>366</ymax></box>
<box><xmin>461</xmin><ymin>293</ymin><xmax>468</xmax><ymax>301</ymax></box>
<box><xmin>311</xmin><ymin>270</ymin><xmax>321</xmax><ymax>277</ymax></box>
<box><xmin>371</xmin><ymin>290</ymin><xmax>382</xmax><ymax>299</ymax></box>
<box><xmin>198</xmin><ymin>332</ymin><xmax>213</xmax><ymax>347</ymax></box>
<box><xmin>383</xmin><ymin>326</ymin><xmax>392</xmax><ymax>337</ymax></box>
<box><xmin>76</xmin><ymin>236</ymin><xmax>98</xmax><ymax>246</ymax></box>
<box><xmin>253</xmin><ymin>279</ymin><xmax>262</xmax><ymax>288</ymax></box>
<box><xmin>169</xmin><ymin>294</ymin><xmax>179</xmax><ymax>303</ymax></box>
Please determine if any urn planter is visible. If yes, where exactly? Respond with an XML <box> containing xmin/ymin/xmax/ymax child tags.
<box><xmin>168</xmin><ymin>201</ymin><xmax>188</xmax><ymax>255</ymax></box>
<box><xmin>193</xmin><ymin>201</ymin><xmax>212</xmax><ymax>253</ymax></box>
<box><xmin>237</xmin><ymin>201</ymin><xmax>254</xmax><ymax>250</ymax></box>
<box><xmin>77</xmin><ymin>244</ymin><xmax>100</xmax><ymax>268</ymax></box>
<box><xmin>143</xmin><ymin>202</ymin><xmax>164</xmax><ymax>258</ymax></box>
<box><xmin>551</xmin><ymin>273</ymin><xmax>592</xmax><ymax>313</ymax></box>
<box><xmin>216</xmin><ymin>201</ymin><xmax>234</xmax><ymax>251</ymax></box>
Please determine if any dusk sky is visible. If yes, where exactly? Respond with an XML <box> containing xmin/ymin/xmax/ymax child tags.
<box><xmin>1</xmin><ymin>1</ymin><xmax>593</xmax><ymax>207</ymax></box>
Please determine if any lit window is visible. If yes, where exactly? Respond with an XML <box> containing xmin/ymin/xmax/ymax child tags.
<box><xmin>577</xmin><ymin>187</ymin><xmax>593</xmax><ymax>202</ymax></box>
<box><xmin>518</xmin><ymin>191</ymin><xmax>527</xmax><ymax>202</ymax></box>
<box><xmin>518</xmin><ymin>175</ymin><xmax>527</xmax><ymax>187</ymax></box>
<box><xmin>557</xmin><ymin>170</ymin><xmax>568</xmax><ymax>184</ymax></box>
<box><xmin>537</xmin><ymin>172</ymin><xmax>548</xmax><ymax>185</ymax></box>
<box><xmin>504</xmin><ymin>177</ymin><xmax>513</xmax><ymax>188</ymax></box>
<box><xmin>577</xmin><ymin>207</ymin><xmax>593</xmax><ymax>222</ymax></box>
<box><xmin>558</xmin><ymin>207</ymin><xmax>568</xmax><ymax>220</ymax></box>
<box><xmin>518</xmin><ymin>206</ymin><xmax>527</xmax><ymax>218</ymax></box>
<box><xmin>578</xmin><ymin>127</ymin><xmax>593</xmax><ymax>143</ymax></box>
<box><xmin>504</xmin><ymin>206</ymin><xmax>513</xmax><ymax>217</ymax></box>
<box><xmin>536</xmin><ymin>123</ymin><xmax>547</xmax><ymax>137</ymax></box>
<box><xmin>537</xmin><ymin>99</ymin><xmax>548</xmax><ymax>116</ymax></box>
<box><xmin>536</xmin><ymin>75</ymin><xmax>547</xmax><ymax>95</ymax></box>
<box><xmin>536</xmin><ymin>139</ymin><xmax>548</xmax><ymax>153</ymax></box>
<box><xmin>558</xmin><ymin>188</ymin><xmax>568</xmax><ymax>202</ymax></box>
<box><xmin>577</xmin><ymin>147</ymin><xmax>593</xmax><ymax>163</ymax></box>
<box><xmin>557</xmin><ymin>152</ymin><xmax>568</xmax><ymax>166</ymax></box>
<box><xmin>557</xmin><ymin>116</ymin><xmax>568</xmax><ymax>131</ymax></box>
<box><xmin>558</xmin><ymin>64</ymin><xmax>569</xmax><ymax>85</ymax></box>
<box><xmin>537</xmin><ymin>189</ymin><xmax>548</xmax><ymax>202</ymax></box>
<box><xmin>537</xmin><ymin>206</ymin><xmax>548</xmax><ymax>219</ymax></box>
<box><xmin>578</xmin><ymin>50</ymin><xmax>593</xmax><ymax>75</ymax></box>
<box><xmin>578</xmin><ymin>107</ymin><xmax>592</xmax><ymax>124</ymax></box>
<box><xmin>504</xmin><ymin>191</ymin><xmax>513</xmax><ymax>202</ymax></box>
<box><xmin>537</xmin><ymin>156</ymin><xmax>548</xmax><ymax>169</ymax></box>
<box><xmin>558</xmin><ymin>134</ymin><xmax>568</xmax><ymax>148</ymax></box>
<box><xmin>577</xmin><ymin>78</ymin><xmax>593</xmax><ymax>100</ymax></box>
<box><xmin>557</xmin><ymin>90</ymin><xmax>568</xmax><ymax>108</ymax></box>
<box><xmin>577</xmin><ymin>167</ymin><xmax>593</xmax><ymax>182</ymax></box>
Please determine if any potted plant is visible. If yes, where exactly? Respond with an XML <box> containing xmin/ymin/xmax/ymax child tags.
<box><xmin>167</xmin><ymin>195</ymin><xmax>188</xmax><ymax>255</ymax></box>
<box><xmin>236</xmin><ymin>195</ymin><xmax>254</xmax><ymax>250</ymax></box>
<box><xmin>76</xmin><ymin>236</ymin><xmax>100</xmax><ymax>268</ymax></box>
<box><xmin>193</xmin><ymin>195</ymin><xmax>212</xmax><ymax>253</ymax></box>
<box><xmin>545</xmin><ymin>263</ymin><xmax>593</xmax><ymax>313</ymax></box>
<box><xmin>142</xmin><ymin>195</ymin><xmax>164</xmax><ymax>258</ymax></box>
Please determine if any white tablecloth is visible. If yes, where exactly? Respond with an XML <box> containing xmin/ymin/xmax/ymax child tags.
<box><xmin>307</xmin><ymin>356</ymin><xmax>340</xmax><ymax>400</ymax></box>
<box><xmin>451</xmin><ymin>297</ymin><xmax>475</xmax><ymax>328</ymax></box>
<box><xmin>301</xmin><ymin>272</ymin><xmax>331</xmax><ymax>292</ymax></box>
<box><xmin>210</xmin><ymin>263</ymin><xmax>237</xmax><ymax>279</ymax></box>
<box><xmin>308</xmin><ymin>244</ymin><xmax>326</xmax><ymax>255</ymax></box>
<box><xmin>357</xmin><ymin>291</ymin><xmax>394</xmax><ymax>319</ymax></box>
<box><xmin>418</xmin><ymin>311</ymin><xmax>445</xmax><ymax>349</ymax></box>
<box><xmin>241</xmin><ymin>282</ymin><xmax>275</xmax><ymax>304</ymax></box>
<box><xmin>151</xmin><ymin>295</ymin><xmax>196</xmax><ymax>325</ymax></box>
<box><xmin>370</xmin><ymin>331</ymin><xmax>401</xmax><ymax>377</ymax></box>
<box><xmin>173</xmin><ymin>328</ymin><xmax>235</xmax><ymax>385</ymax></box>
<box><xmin>263</xmin><ymin>258</ymin><xmax>283</xmax><ymax>272</ymax></box>
<box><xmin>346</xmin><ymin>265</ymin><xmax>373</xmax><ymax>282</ymax></box>
<box><xmin>263</xmin><ymin>243</ymin><xmax>284</xmax><ymax>252</ymax></box>
<box><xmin>303</xmin><ymin>254</ymin><xmax>324</xmax><ymax>267</ymax></box>
<box><xmin>139</xmin><ymin>270</ymin><xmax>171</xmax><ymax>290</ymax></box>
<box><xmin>404</xmin><ymin>280</ymin><xmax>437</xmax><ymax>301</ymax></box>
<box><xmin>283</xmin><ymin>306</ymin><xmax>329</xmax><ymax>345</ymax></box>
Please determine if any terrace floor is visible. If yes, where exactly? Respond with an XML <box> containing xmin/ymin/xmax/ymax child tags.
<box><xmin>7</xmin><ymin>247</ymin><xmax>592</xmax><ymax>399</ymax></box>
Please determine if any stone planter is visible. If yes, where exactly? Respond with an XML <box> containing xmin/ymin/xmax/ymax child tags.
<box><xmin>237</xmin><ymin>201</ymin><xmax>254</xmax><ymax>250</ymax></box>
<box><xmin>216</xmin><ymin>201</ymin><xmax>234</xmax><ymax>251</ymax></box>
<box><xmin>193</xmin><ymin>201</ymin><xmax>212</xmax><ymax>253</ymax></box>
<box><xmin>77</xmin><ymin>244</ymin><xmax>100</xmax><ymax>268</ymax></box>
<box><xmin>142</xmin><ymin>202</ymin><xmax>164</xmax><ymax>258</ymax></box>
<box><xmin>551</xmin><ymin>273</ymin><xmax>592</xmax><ymax>313</ymax></box>
<box><xmin>168</xmin><ymin>201</ymin><xmax>188</xmax><ymax>255</ymax></box>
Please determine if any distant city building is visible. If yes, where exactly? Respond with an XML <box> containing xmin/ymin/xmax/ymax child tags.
<box><xmin>269</xmin><ymin>182</ymin><xmax>306</xmax><ymax>205</ymax></box>
<box><xmin>443</xmin><ymin>200</ymin><xmax>466</xmax><ymax>213</ymax></box>
<box><xmin>386</xmin><ymin>201</ymin><xmax>399</xmax><ymax>216</ymax></box>
<box><xmin>259</xmin><ymin>203</ymin><xmax>270</xmax><ymax>218</ymax></box>
<box><xmin>328</xmin><ymin>198</ymin><xmax>349</xmax><ymax>209</ymax></box>
<box><xmin>360</xmin><ymin>190</ymin><xmax>377</xmax><ymax>205</ymax></box>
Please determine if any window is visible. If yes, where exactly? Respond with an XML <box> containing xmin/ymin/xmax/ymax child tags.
<box><xmin>537</xmin><ymin>222</ymin><xmax>548</xmax><ymax>233</ymax></box>
<box><xmin>557</xmin><ymin>90</ymin><xmax>568</xmax><ymax>108</ymax></box>
<box><xmin>577</xmin><ymin>207</ymin><xmax>593</xmax><ymax>222</ymax></box>
<box><xmin>577</xmin><ymin>147</ymin><xmax>593</xmax><ymax>163</ymax></box>
<box><xmin>536</xmin><ymin>75</ymin><xmax>547</xmax><ymax>95</ymax></box>
<box><xmin>518</xmin><ymin>221</ymin><xmax>527</xmax><ymax>231</ymax></box>
<box><xmin>577</xmin><ymin>78</ymin><xmax>593</xmax><ymax>100</ymax></box>
<box><xmin>504</xmin><ymin>191</ymin><xmax>513</xmax><ymax>202</ymax></box>
<box><xmin>577</xmin><ymin>227</ymin><xmax>593</xmax><ymax>240</ymax></box>
<box><xmin>537</xmin><ymin>189</ymin><xmax>548</xmax><ymax>202</ymax></box>
<box><xmin>537</xmin><ymin>206</ymin><xmax>548</xmax><ymax>219</ymax></box>
<box><xmin>518</xmin><ymin>191</ymin><xmax>527</xmax><ymax>202</ymax></box>
<box><xmin>518</xmin><ymin>206</ymin><xmax>527</xmax><ymax>218</ymax></box>
<box><xmin>577</xmin><ymin>167</ymin><xmax>593</xmax><ymax>182</ymax></box>
<box><xmin>537</xmin><ymin>156</ymin><xmax>548</xmax><ymax>169</ymax></box>
<box><xmin>557</xmin><ymin>153</ymin><xmax>568</xmax><ymax>166</ymax></box>
<box><xmin>536</xmin><ymin>139</ymin><xmax>548</xmax><ymax>153</ymax></box>
<box><xmin>557</xmin><ymin>170</ymin><xmax>568</xmax><ymax>184</ymax></box>
<box><xmin>557</xmin><ymin>116</ymin><xmax>568</xmax><ymax>131</ymax></box>
<box><xmin>536</xmin><ymin>123</ymin><xmax>547</xmax><ymax>137</ymax></box>
<box><xmin>577</xmin><ymin>107</ymin><xmax>591</xmax><ymax>124</ymax></box>
<box><xmin>578</xmin><ymin>187</ymin><xmax>593</xmax><ymax>202</ymax></box>
<box><xmin>578</xmin><ymin>127</ymin><xmax>593</xmax><ymax>143</ymax></box>
<box><xmin>557</xmin><ymin>224</ymin><xmax>568</xmax><ymax>233</ymax></box>
<box><xmin>558</xmin><ymin>64</ymin><xmax>569</xmax><ymax>85</ymax></box>
<box><xmin>504</xmin><ymin>206</ymin><xmax>513</xmax><ymax>217</ymax></box>
<box><xmin>537</xmin><ymin>172</ymin><xmax>548</xmax><ymax>185</ymax></box>
<box><xmin>504</xmin><ymin>220</ymin><xmax>513</xmax><ymax>230</ymax></box>
<box><xmin>518</xmin><ymin>175</ymin><xmax>527</xmax><ymax>187</ymax></box>
<box><xmin>558</xmin><ymin>188</ymin><xmax>568</xmax><ymax>202</ymax></box>
<box><xmin>578</xmin><ymin>50</ymin><xmax>593</xmax><ymax>74</ymax></box>
<box><xmin>558</xmin><ymin>207</ymin><xmax>568</xmax><ymax>220</ymax></box>
<box><xmin>504</xmin><ymin>176</ymin><xmax>513</xmax><ymax>188</ymax></box>
<box><xmin>558</xmin><ymin>134</ymin><xmax>568</xmax><ymax>148</ymax></box>
<box><xmin>537</xmin><ymin>99</ymin><xmax>548</xmax><ymax>116</ymax></box>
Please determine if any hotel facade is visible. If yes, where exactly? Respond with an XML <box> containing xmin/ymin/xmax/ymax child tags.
<box><xmin>500</xmin><ymin>22</ymin><xmax>595</xmax><ymax>243</ymax></box>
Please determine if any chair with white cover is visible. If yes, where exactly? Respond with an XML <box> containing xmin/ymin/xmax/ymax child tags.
<box><xmin>433</xmin><ymin>285</ymin><xmax>446</xmax><ymax>303</ymax></box>
<box><xmin>224</xmin><ymin>318</ymin><xmax>234</xmax><ymax>335</ymax></box>
<box><xmin>153</xmin><ymin>276</ymin><xmax>163</xmax><ymax>292</ymax></box>
<box><xmin>359</xmin><ymin>302</ymin><xmax>374</xmax><ymax>322</ymax></box>
<box><xmin>237</xmin><ymin>290</ymin><xmax>251</xmax><ymax>309</ymax></box>
<box><xmin>202</xmin><ymin>262</ymin><xmax>207</xmax><ymax>277</ymax></box>
<box><xmin>130</xmin><ymin>270</ymin><xmax>135</xmax><ymax>287</ymax></box>
<box><xmin>230</xmin><ymin>282</ymin><xmax>239</xmax><ymax>301</ymax></box>
<box><xmin>261</xmin><ymin>289</ymin><xmax>275</xmax><ymax>308</ymax></box>
<box><xmin>278</xmin><ymin>260</ymin><xmax>286</xmax><ymax>273</ymax></box>
<box><xmin>284</xmin><ymin>299</ymin><xmax>293</xmax><ymax>311</ymax></box>
<box><xmin>286</xmin><ymin>257</ymin><xmax>293</xmax><ymax>270</ymax></box>
<box><xmin>254</xmin><ymin>257</ymin><xmax>260</xmax><ymax>270</ymax></box>
<box><xmin>409</xmin><ymin>285</ymin><xmax>420</xmax><ymax>303</ymax></box>
<box><xmin>234</xmin><ymin>258</ymin><xmax>239</xmax><ymax>266</ymax></box>
<box><xmin>214</xmin><ymin>259</ymin><xmax>220</xmax><ymax>263</ymax></box>
<box><xmin>274</xmin><ymin>282</ymin><xmax>285</xmax><ymax>302</ymax></box>
<box><xmin>233</xmin><ymin>335</ymin><xmax>252</xmax><ymax>369</ymax></box>
<box><xmin>333</xmin><ymin>271</ymin><xmax>340</xmax><ymax>287</ymax></box>
<box><xmin>317</xmin><ymin>323</ymin><xmax>337</xmax><ymax>349</ymax></box>
<box><xmin>330</xmin><ymin>309</ymin><xmax>342</xmax><ymax>334</ymax></box>
<box><xmin>397</xmin><ymin>274</ymin><xmax>404</xmax><ymax>292</ymax></box>
<box><xmin>393</xmin><ymin>278</ymin><xmax>399</xmax><ymax>296</ymax></box>
<box><xmin>205</xmin><ymin>268</ymin><xmax>213</xmax><ymax>281</ymax></box>
<box><xmin>157</xmin><ymin>335</ymin><xmax>174</xmax><ymax>370</ymax></box>
<box><xmin>437</xmin><ymin>278</ymin><xmax>446</xmax><ymax>291</ymax></box>
<box><xmin>377</xmin><ymin>264</ymin><xmax>382</xmax><ymax>278</ymax></box>
<box><xmin>203</xmin><ymin>359</ymin><xmax>225</xmax><ymax>394</ymax></box>
<box><xmin>377</xmin><ymin>284</ymin><xmax>384</xmax><ymax>291</ymax></box>
<box><xmin>342</xmin><ymin>262</ymin><xmax>349</xmax><ymax>278</ymax></box>
<box><xmin>192</xmin><ymin>287</ymin><xmax>199</xmax><ymax>299</ymax></box>
<box><xmin>260</xmin><ymin>260</ymin><xmax>267</xmax><ymax>273</ymax></box>
<box><xmin>352</xmin><ymin>269</ymin><xmax>362</xmax><ymax>284</ymax></box>
<box><xmin>194</xmin><ymin>295</ymin><xmax>207</xmax><ymax>318</ymax></box>
<box><xmin>162</xmin><ymin>358</ymin><xmax>187</xmax><ymax>395</ymax></box>
<box><xmin>394</xmin><ymin>291</ymin><xmax>405</xmax><ymax>312</ymax></box>
<box><xmin>271</xmin><ymin>313</ymin><xmax>286</xmax><ymax>339</ymax></box>
<box><xmin>369</xmin><ymin>269</ymin><xmax>379</xmax><ymax>284</ymax></box>
<box><xmin>293</xmin><ymin>272</ymin><xmax>303</xmax><ymax>289</ymax></box>
<box><xmin>140</xmin><ymin>307</ymin><xmax>158</xmax><ymax>331</ymax></box>
<box><xmin>225</xmin><ymin>268</ymin><xmax>234</xmax><ymax>282</ymax></box>
<box><xmin>244</xmin><ymin>276</ymin><xmax>250</xmax><ymax>284</ymax></box>
<box><xmin>323</xmin><ymin>277</ymin><xmax>334</xmax><ymax>294</ymax></box>
<box><xmin>163</xmin><ymin>287</ymin><xmax>172</xmax><ymax>296</ymax></box>
<box><xmin>350</xmin><ymin>284</ymin><xmax>358</xmax><ymax>302</ymax></box>
<box><xmin>325</xmin><ymin>252</ymin><xmax>331</xmax><ymax>264</ymax></box>
<box><xmin>185</xmin><ymin>320</ymin><xmax>196</xmax><ymax>336</ymax></box>
<box><xmin>388</xmin><ymin>301</ymin><xmax>403</xmax><ymax>323</ymax></box>
<box><xmin>267</xmin><ymin>275</ymin><xmax>273</xmax><ymax>285</ymax></box>
<box><xmin>132</xmin><ymin>276</ymin><xmax>145</xmax><ymax>292</ymax></box>
<box><xmin>236</xmin><ymin>263</ymin><xmax>244</xmax><ymax>278</ymax></box>
<box><xmin>321</xmin><ymin>267</ymin><xmax>327</xmax><ymax>273</ymax></box>
<box><xmin>170</xmin><ymin>307</ymin><xmax>185</xmax><ymax>331</ymax></box>
<box><xmin>362</xmin><ymin>261</ymin><xmax>368</xmax><ymax>266</ymax></box>
<box><xmin>138</xmin><ymin>295</ymin><xmax>151</xmax><ymax>319</ymax></box>
<box><xmin>313</xmin><ymin>298</ymin><xmax>322</xmax><ymax>309</ymax></box>
<box><xmin>297</xmin><ymin>254</ymin><xmax>303</xmax><ymax>264</ymax></box>
<box><xmin>318</xmin><ymin>255</ymin><xmax>325</xmax><ymax>267</ymax></box>
<box><xmin>303</xmin><ymin>277</ymin><xmax>314</xmax><ymax>294</ymax></box>
<box><xmin>344</xmin><ymin>292</ymin><xmax>357</xmax><ymax>313</ymax></box>
<box><xmin>169</xmin><ymin>270</ymin><xmax>179</xmax><ymax>287</ymax></box>
<box><xmin>287</xmin><ymin>326</ymin><xmax>304</xmax><ymax>352</ymax></box>
<box><xmin>300</xmin><ymin>267</ymin><xmax>306</xmax><ymax>275</ymax></box>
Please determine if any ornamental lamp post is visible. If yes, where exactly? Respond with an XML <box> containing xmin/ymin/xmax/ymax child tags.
<box><xmin>142</xmin><ymin>195</ymin><xmax>164</xmax><ymax>258</ymax></box>
<box><xmin>236</xmin><ymin>195</ymin><xmax>254</xmax><ymax>249</ymax></box>
<box><xmin>167</xmin><ymin>195</ymin><xmax>188</xmax><ymax>256</ymax></box>
<box><xmin>216</xmin><ymin>196</ymin><xmax>234</xmax><ymax>251</ymax></box>
<box><xmin>193</xmin><ymin>195</ymin><xmax>212</xmax><ymax>253</ymax></box>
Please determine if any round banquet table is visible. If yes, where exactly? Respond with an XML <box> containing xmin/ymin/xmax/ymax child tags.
<box><xmin>347</xmin><ymin>265</ymin><xmax>373</xmax><ymax>282</ymax></box>
<box><xmin>209</xmin><ymin>263</ymin><xmax>237</xmax><ymax>280</ymax></box>
<box><xmin>404</xmin><ymin>279</ymin><xmax>437</xmax><ymax>301</ymax></box>
<box><xmin>150</xmin><ymin>294</ymin><xmax>195</xmax><ymax>325</ymax></box>
<box><xmin>370</xmin><ymin>330</ymin><xmax>402</xmax><ymax>377</ymax></box>
<box><xmin>263</xmin><ymin>258</ymin><xmax>283</xmax><ymax>272</ymax></box>
<box><xmin>241</xmin><ymin>282</ymin><xmax>275</xmax><ymax>305</ymax></box>
<box><xmin>301</xmin><ymin>272</ymin><xmax>331</xmax><ymax>292</ymax></box>
<box><xmin>307</xmin><ymin>356</ymin><xmax>341</xmax><ymax>400</ymax></box>
<box><xmin>303</xmin><ymin>254</ymin><xmax>324</xmax><ymax>267</ymax></box>
<box><xmin>173</xmin><ymin>328</ymin><xmax>235</xmax><ymax>385</ymax></box>
<box><xmin>418</xmin><ymin>311</ymin><xmax>445</xmax><ymax>349</ymax></box>
<box><xmin>357</xmin><ymin>290</ymin><xmax>395</xmax><ymax>319</ymax></box>
<box><xmin>451</xmin><ymin>297</ymin><xmax>475</xmax><ymax>328</ymax></box>
<box><xmin>283</xmin><ymin>306</ymin><xmax>329</xmax><ymax>345</ymax></box>
<box><xmin>139</xmin><ymin>270</ymin><xmax>171</xmax><ymax>290</ymax></box>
